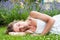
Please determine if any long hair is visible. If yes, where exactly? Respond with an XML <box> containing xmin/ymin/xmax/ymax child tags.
<box><xmin>6</xmin><ymin>20</ymin><xmax>30</xmax><ymax>34</ymax></box>
<box><xmin>6</xmin><ymin>20</ymin><xmax>19</xmax><ymax>34</ymax></box>
<box><xmin>5</xmin><ymin>20</ymin><xmax>26</xmax><ymax>34</ymax></box>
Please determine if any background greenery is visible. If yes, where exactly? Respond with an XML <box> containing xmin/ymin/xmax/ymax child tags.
<box><xmin>0</xmin><ymin>0</ymin><xmax>60</xmax><ymax>40</ymax></box>
<box><xmin>0</xmin><ymin>26</ymin><xmax>60</xmax><ymax>40</ymax></box>
<box><xmin>0</xmin><ymin>2</ymin><xmax>60</xmax><ymax>25</ymax></box>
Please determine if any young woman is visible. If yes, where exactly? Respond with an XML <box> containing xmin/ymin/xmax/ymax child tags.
<box><xmin>6</xmin><ymin>11</ymin><xmax>60</xmax><ymax>35</ymax></box>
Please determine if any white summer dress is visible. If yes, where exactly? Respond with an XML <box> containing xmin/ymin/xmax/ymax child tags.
<box><xmin>35</xmin><ymin>15</ymin><xmax>60</xmax><ymax>34</ymax></box>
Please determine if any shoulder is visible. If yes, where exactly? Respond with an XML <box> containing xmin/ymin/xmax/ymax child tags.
<box><xmin>30</xmin><ymin>11</ymin><xmax>52</xmax><ymax>22</ymax></box>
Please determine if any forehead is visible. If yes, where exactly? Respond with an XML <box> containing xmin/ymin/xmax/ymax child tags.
<box><xmin>17</xmin><ymin>21</ymin><xmax>27</xmax><ymax>25</ymax></box>
<box><xmin>13</xmin><ymin>21</ymin><xmax>24</xmax><ymax>26</ymax></box>
<box><xmin>13</xmin><ymin>21</ymin><xmax>28</xmax><ymax>27</ymax></box>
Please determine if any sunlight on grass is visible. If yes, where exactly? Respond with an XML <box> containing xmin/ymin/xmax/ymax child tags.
<box><xmin>0</xmin><ymin>26</ymin><xmax>60</xmax><ymax>40</ymax></box>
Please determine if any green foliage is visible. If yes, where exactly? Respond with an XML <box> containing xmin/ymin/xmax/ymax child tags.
<box><xmin>0</xmin><ymin>9</ymin><xmax>8</xmax><ymax>25</ymax></box>
<box><xmin>0</xmin><ymin>26</ymin><xmax>60</xmax><ymax>40</ymax></box>
<box><xmin>4</xmin><ymin>0</ymin><xmax>8</xmax><ymax>2</ymax></box>
<box><xmin>25</xmin><ymin>0</ymin><xmax>35</xmax><ymax>4</ymax></box>
<box><xmin>43</xmin><ymin>10</ymin><xmax>60</xmax><ymax>16</ymax></box>
<box><xmin>0</xmin><ymin>1</ymin><xmax>60</xmax><ymax>25</ymax></box>
<box><xmin>0</xmin><ymin>0</ymin><xmax>8</xmax><ymax>2</ymax></box>
<box><xmin>0</xmin><ymin>4</ymin><xmax>29</xmax><ymax>25</ymax></box>
<box><xmin>27</xmin><ymin>2</ymin><xmax>41</xmax><ymax>12</ymax></box>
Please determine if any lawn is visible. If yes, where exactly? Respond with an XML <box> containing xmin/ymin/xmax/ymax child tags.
<box><xmin>0</xmin><ymin>0</ymin><xmax>60</xmax><ymax>40</ymax></box>
<box><xmin>0</xmin><ymin>26</ymin><xmax>60</xmax><ymax>40</ymax></box>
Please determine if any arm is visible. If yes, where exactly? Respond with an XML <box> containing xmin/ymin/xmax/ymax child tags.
<box><xmin>25</xmin><ymin>16</ymin><xmax>37</xmax><ymax>33</ymax></box>
<box><xmin>41</xmin><ymin>18</ymin><xmax>55</xmax><ymax>35</ymax></box>
<box><xmin>30</xmin><ymin>11</ymin><xmax>55</xmax><ymax>35</ymax></box>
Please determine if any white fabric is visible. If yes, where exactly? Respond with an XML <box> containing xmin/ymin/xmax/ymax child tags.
<box><xmin>35</xmin><ymin>15</ymin><xmax>60</xmax><ymax>34</ymax></box>
<box><xmin>50</xmin><ymin>15</ymin><xmax>60</xmax><ymax>34</ymax></box>
<box><xmin>35</xmin><ymin>19</ymin><xmax>46</xmax><ymax>33</ymax></box>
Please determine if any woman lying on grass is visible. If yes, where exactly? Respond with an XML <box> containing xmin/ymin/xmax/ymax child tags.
<box><xmin>6</xmin><ymin>11</ymin><xmax>60</xmax><ymax>36</ymax></box>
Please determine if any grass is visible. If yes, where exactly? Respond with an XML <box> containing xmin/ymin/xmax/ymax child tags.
<box><xmin>0</xmin><ymin>26</ymin><xmax>60</xmax><ymax>40</ymax></box>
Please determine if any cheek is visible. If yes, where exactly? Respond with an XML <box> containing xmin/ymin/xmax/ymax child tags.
<box><xmin>13</xmin><ymin>26</ymin><xmax>19</xmax><ymax>32</ymax></box>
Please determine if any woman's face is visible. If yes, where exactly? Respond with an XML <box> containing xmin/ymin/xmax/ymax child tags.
<box><xmin>13</xmin><ymin>21</ymin><xmax>29</xmax><ymax>32</ymax></box>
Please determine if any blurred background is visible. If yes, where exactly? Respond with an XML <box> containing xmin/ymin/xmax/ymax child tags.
<box><xmin>0</xmin><ymin>0</ymin><xmax>60</xmax><ymax>10</ymax></box>
<box><xmin>0</xmin><ymin>0</ymin><xmax>60</xmax><ymax>25</ymax></box>
<box><xmin>0</xmin><ymin>1</ymin><xmax>60</xmax><ymax>40</ymax></box>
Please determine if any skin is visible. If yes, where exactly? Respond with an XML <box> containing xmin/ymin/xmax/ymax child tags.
<box><xmin>13</xmin><ymin>21</ymin><xmax>29</xmax><ymax>32</ymax></box>
<box><xmin>30</xmin><ymin>11</ymin><xmax>55</xmax><ymax>35</ymax></box>
<box><xmin>13</xmin><ymin>19</ymin><xmax>37</xmax><ymax>33</ymax></box>
<box><xmin>13</xmin><ymin>11</ymin><xmax>55</xmax><ymax>35</ymax></box>
<box><xmin>25</xmin><ymin>18</ymin><xmax>37</xmax><ymax>32</ymax></box>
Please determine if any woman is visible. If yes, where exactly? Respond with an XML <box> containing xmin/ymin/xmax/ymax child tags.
<box><xmin>6</xmin><ymin>11</ymin><xmax>60</xmax><ymax>35</ymax></box>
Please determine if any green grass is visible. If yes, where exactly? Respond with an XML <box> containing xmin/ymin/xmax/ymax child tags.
<box><xmin>0</xmin><ymin>26</ymin><xmax>60</xmax><ymax>40</ymax></box>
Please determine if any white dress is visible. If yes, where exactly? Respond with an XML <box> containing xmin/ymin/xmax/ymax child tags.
<box><xmin>35</xmin><ymin>15</ymin><xmax>60</xmax><ymax>34</ymax></box>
